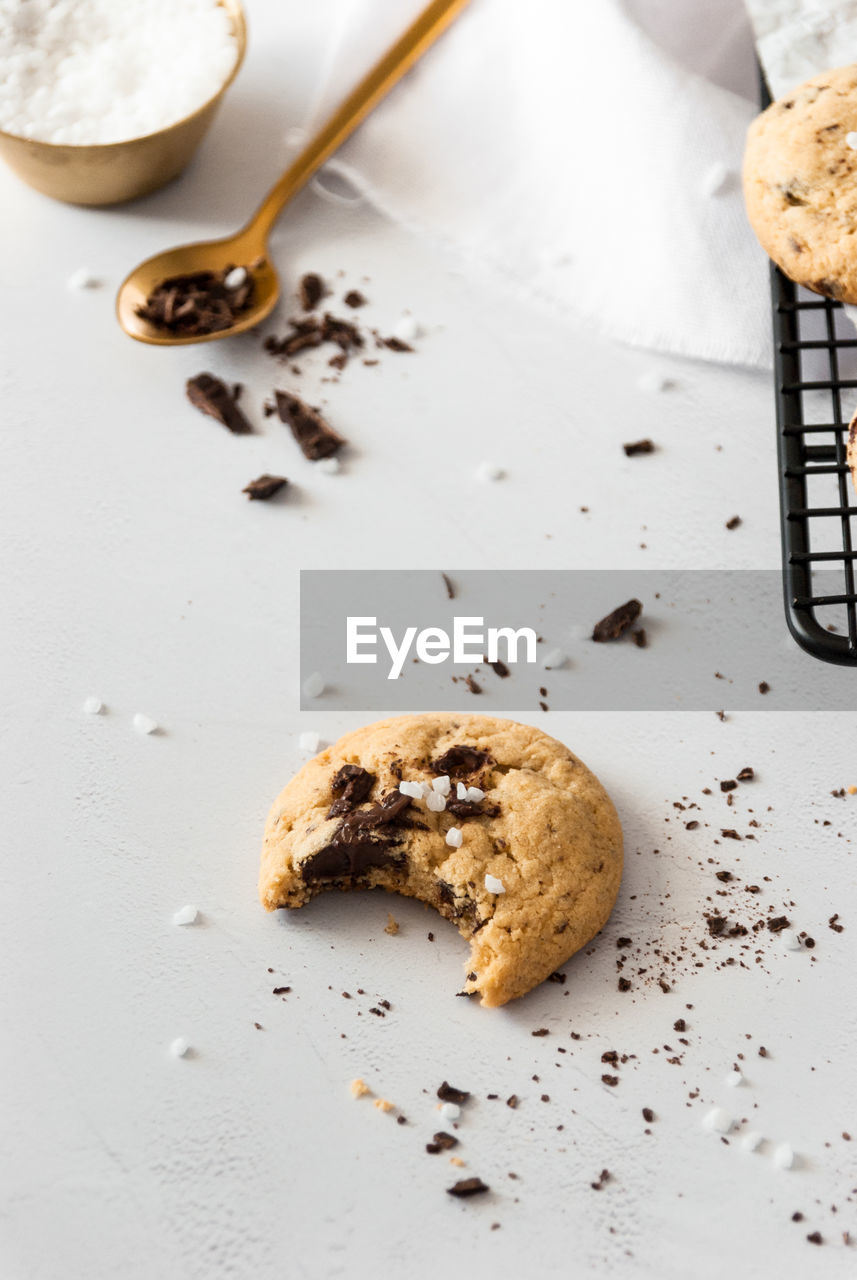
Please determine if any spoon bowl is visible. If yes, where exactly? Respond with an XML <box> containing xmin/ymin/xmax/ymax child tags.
<box><xmin>116</xmin><ymin>232</ymin><xmax>279</xmax><ymax>346</ymax></box>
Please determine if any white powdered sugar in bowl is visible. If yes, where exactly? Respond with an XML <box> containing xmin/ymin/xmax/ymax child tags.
<box><xmin>0</xmin><ymin>0</ymin><xmax>240</xmax><ymax>145</ymax></box>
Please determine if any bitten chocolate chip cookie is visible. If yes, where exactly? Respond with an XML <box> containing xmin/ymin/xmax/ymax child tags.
<box><xmin>744</xmin><ymin>64</ymin><xmax>857</xmax><ymax>302</ymax></box>
<box><xmin>259</xmin><ymin>714</ymin><xmax>623</xmax><ymax>1007</ymax></box>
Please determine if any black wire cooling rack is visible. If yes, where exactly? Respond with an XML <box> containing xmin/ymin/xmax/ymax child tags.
<box><xmin>771</xmin><ymin>257</ymin><xmax>857</xmax><ymax>665</ymax></box>
<box><xmin>761</xmin><ymin>68</ymin><xmax>857</xmax><ymax>665</ymax></box>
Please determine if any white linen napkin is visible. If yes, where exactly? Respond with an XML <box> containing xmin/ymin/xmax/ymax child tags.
<box><xmin>290</xmin><ymin>0</ymin><xmax>855</xmax><ymax>369</ymax></box>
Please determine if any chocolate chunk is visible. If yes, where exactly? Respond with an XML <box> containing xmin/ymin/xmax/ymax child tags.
<box><xmin>673</xmin><ymin>1018</ymin><xmax>687</xmax><ymax>1032</ymax></box>
<box><xmin>275</xmin><ymin>390</ymin><xmax>346</xmax><ymax>459</ymax></box>
<box><xmin>592</xmin><ymin>599</ymin><xmax>643</xmax><ymax>642</ymax></box>
<box><xmin>437</xmin><ymin>1081</ymin><xmax>470</xmax><ymax>1104</ymax></box>
<box><xmin>715</xmin><ymin>871</ymin><xmax>733</xmax><ymax>883</ymax></box>
<box><xmin>242</xmin><ymin>474</ymin><xmax>288</xmax><ymax>500</ymax></box>
<box><xmin>707</xmin><ymin>915</ymin><xmax>727</xmax><ymax>936</ymax></box>
<box><xmin>447</xmin><ymin>1178</ymin><xmax>489</xmax><ymax>1198</ymax></box>
<box><xmin>720</xmin><ymin>779</ymin><xmax>737</xmax><ymax>792</ymax></box>
<box><xmin>767</xmin><ymin>916</ymin><xmax>790</xmax><ymax>932</ymax></box>
<box><xmin>301</xmin><ymin>790</ymin><xmax>412</xmax><ymax>882</ymax></box>
<box><xmin>138</xmin><ymin>265</ymin><xmax>255</xmax><ymax>336</ymax></box>
<box><xmin>299</xmin><ymin>273</ymin><xmax>324</xmax><ymax>310</ymax></box>
<box><xmin>623</xmin><ymin>439</ymin><xmax>655</xmax><ymax>456</ymax></box>
<box><xmin>430</xmin><ymin>746</ymin><xmax>493</xmax><ymax>776</ymax></box>
<box><xmin>426</xmin><ymin>1131</ymin><xmax>459</xmax><ymax>1153</ymax></box>
<box><xmin>343</xmin><ymin>290</ymin><xmax>366</xmax><ymax>308</ymax></box>
<box><xmin>618</xmin><ymin>977</ymin><xmax>632</xmax><ymax>992</ymax></box>
<box><xmin>327</xmin><ymin>764</ymin><xmax>376</xmax><ymax>818</ymax></box>
<box><xmin>186</xmin><ymin>373</ymin><xmax>253</xmax><ymax>435</ymax></box>
<box><xmin>642</xmin><ymin>1107</ymin><xmax>655</xmax><ymax>1123</ymax></box>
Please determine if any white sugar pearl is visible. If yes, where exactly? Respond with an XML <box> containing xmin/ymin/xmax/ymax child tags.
<box><xmin>773</xmin><ymin>1142</ymin><xmax>796</xmax><ymax>1170</ymax></box>
<box><xmin>82</xmin><ymin>696</ymin><xmax>103</xmax><ymax>715</ymax></box>
<box><xmin>316</xmin><ymin>457</ymin><xmax>341</xmax><ymax>474</ymax></box>
<box><xmin>725</xmin><ymin>1070</ymin><xmax>743</xmax><ymax>1088</ymax></box>
<box><xmin>298</xmin><ymin>731</ymin><xmax>320</xmax><ymax>754</ymax></box>
<box><xmin>439</xmin><ymin>1102</ymin><xmax>460</xmax><ymax>1121</ymax></box>
<box><xmin>67</xmin><ymin>267</ymin><xmax>101</xmax><ymax>291</ymax></box>
<box><xmin>445</xmin><ymin>827</ymin><xmax>463</xmax><ymax>848</ymax></box>
<box><xmin>780</xmin><ymin>928</ymin><xmax>802</xmax><ymax>951</ymax></box>
<box><xmin>637</xmin><ymin>369</ymin><xmax>673</xmax><ymax>393</ymax></box>
<box><xmin>426</xmin><ymin>791</ymin><xmax>446</xmax><ymax>812</ymax></box>
<box><xmin>742</xmin><ymin>1130</ymin><xmax>764</xmax><ymax>1152</ymax></box>
<box><xmin>464</xmin><ymin>786</ymin><xmax>484</xmax><ymax>803</ymax></box>
<box><xmin>847</xmin><ymin>132</ymin><xmax>857</xmax><ymax>150</ymax></box>
<box><xmin>399</xmin><ymin>780</ymin><xmax>424</xmax><ymax>800</ymax></box>
<box><xmin>392</xmin><ymin>314</ymin><xmax>419</xmax><ymax>344</ymax></box>
<box><xmin>432</xmin><ymin>775</ymin><xmax>451</xmax><ymax>796</ymax></box>
<box><xmin>542</xmin><ymin>648</ymin><xmax>566</xmax><ymax>670</ymax></box>
<box><xmin>476</xmin><ymin>462</ymin><xmax>505</xmax><ymax>482</ymax></box>
<box><xmin>702</xmin><ymin>1107</ymin><xmax>733</xmax><ymax>1134</ymax></box>
<box><xmin>223</xmin><ymin>266</ymin><xmax>247</xmax><ymax>290</ymax></box>
<box><xmin>172</xmin><ymin>905</ymin><xmax>199</xmax><ymax>926</ymax></box>
<box><xmin>484</xmin><ymin>874</ymin><xmax>505</xmax><ymax>894</ymax></box>
<box><xmin>133</xmin><ymin>713</ymin><xmax>158</xmax><ymax>735</ymax></box>
<box><xmin>169</xmin><ymin>1037</ymin><xmax>191</xmax><ymax>1058</ymax></box>
<box><xmin>699</xmin><ymin>161</ymin><xmax>731</xmax><ymax>197</ymax></box>
<box><xmin>302</xmin><ymin>672</ymin><xmax>325</xmax><ymax>699</ymax></box>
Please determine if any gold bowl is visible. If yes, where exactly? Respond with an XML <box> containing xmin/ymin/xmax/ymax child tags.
<box><xmin>0</xmin><ymin>0</ymin><xmax>246</xmax><ymax>206</ymax></box>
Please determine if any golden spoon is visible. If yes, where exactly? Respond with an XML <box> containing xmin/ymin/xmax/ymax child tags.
<box><xmin>116</xmin><ymin>0</ymin><xmax>470</xmax><ymax>345</ymax></box>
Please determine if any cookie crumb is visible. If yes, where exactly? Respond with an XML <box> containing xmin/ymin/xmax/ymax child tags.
<box><xmin>373</xmin><ymin>1098</ymin><xmax>394</xmax><ymax>1113</ymax></box>
<box><xmin>350</xmin><ymin>1078</ymin><xmax>371</xmax><ymax>1099</ymax></box>
<box><xmin>384</xmin><ymin>912</ymin><xmax>399</xmax><ymax>936</ymax></box>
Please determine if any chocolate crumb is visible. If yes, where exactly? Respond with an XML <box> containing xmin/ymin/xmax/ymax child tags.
<box><xmin>506</xmin><ymin>1095</ymin><xmax>519</xmax><ymax>1109</ymax></box>
<box><xmin>601</xmin><ymin>1074</ymin><xmax>619</xmax><ymax>1087</ymax></box>
<box><xmin>618</xmin><ymin>977</ymin><xmax>632</xmax><ymax>992</ymax></box>
<box><xmin>737</xmin><ymin>767</ymin><xmax>755</xmax><ymax>781</ymax></box>
<box><xmin>632</xmin><ymin>628</ymin><xmax>648</xmax><ymax>648</ymax></box>
<box><xmin>464</xmin><ymin>675</ymin><xmax>482</xmax><ymax>695</ymax></box>
<box><xmin>343</xmin><ymin>289</ymin><xmax>366</xmax><ymax>308</ymax></box>
<box><xmin>759</xmin><ymin>681</ymin><xmax>770</xmax><ymax>694</ymax></box>
<box><xmin>590</xmin><ymin>1168</ymin><xmax>612</xmax><ymax>1191</ymax></box>
<box><xmin>427</xmin><ymin>1131</ymin><xmax>459</xmax><ymax>1153</ymax></box>
<box><xmin>807</xmin><ymin>1232</ymin><xmax>823</xmax><ymax>1245</ymax></box>
<box><xmin>759</xmin><ymin>1046</ymin><xmax>768</xmax><ymax>1057</ymax></box>
<box><xmin>720</xmin><ymin>779</ymin><xmax>737</xmax><ymax>792</ymax></box>
<box><xmin>804</xmin><ymin>936</ymin><xmax>815</xmax><ymax>949</ymax></box>
<box><xmin>767</xmin><ymin>916</ymin><xmax>790</xmax><ymax>933</ymax></box>
<box><xmin>299</xmin><ymin>273</ymin><xmax>325</xmax><ymax>311</ymax></box>
<box><xmin>792</xmin><ymin>1212</ymin><xmax>804</xmax><ymax>1222</ymax></box>
<box><xmin>447</xmin><ymin>1178</ymin><xmax>489</xmax><ymax>1198</ymax></box>
<box><xmin>623</xmin><ymin>439</ymin><xmax>655</xmax><ymax>457</ymax></box>
<box><xmin>380</xmin><ymin>335</ymin><xmax>414</xmax><ymax>353</ymax></box>
<box><xmin>242</xmin><ymin>474</ymin><xmax>288</xmax><ymax>501</ymax></box>
<box><xmin>442</xmin><ymin>573</ymin><xmax>456</xmax><ymax>600</ymax></box>
<box><xmin>726</xmin><ymin>515</ymin><xmax>742</xmax><ymax>530</ymax></box>
<box><xmin>438</xmin><ymin>1081</ymin><xmax>470</xmax><ymax>1105</ymax></box>
<box><xmin>592</xmin><ymin>599</ymin><xmax>643</xmax><ymax>642</ymax></box>
<box><xmin>490</xmin><ymin>659</ymin><xmax>510</xmax><ymax>678</ymax></box>
<box><xmin>272</xmin><ymin>986</ymin><xmax>291</xmax><ymax>995</ymax></box>
<box><xmin>642</xmin><ymin>1107</ymin><xmax>655</xmax><ymax>1123</ymax></box>
<box><xmin>673</xmin><ymin>1018</ymin><xmax>687</xmax><ymax>1032</ymax></box>
<box><xmin>531</xmin><ymin>1028</ymin><xmax>550</xmax><ymax>1037</ymax></box>
<box><xmin>186</xmin><ymin>373</ymin><xmax>253</xmax><ymax>435</ymax></box>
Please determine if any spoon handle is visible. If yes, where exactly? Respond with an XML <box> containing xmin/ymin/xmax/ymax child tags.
<box><xmin>246</xmin><ymin>0</ymin><xmax>470</xmax><ymax>240</ymax></box>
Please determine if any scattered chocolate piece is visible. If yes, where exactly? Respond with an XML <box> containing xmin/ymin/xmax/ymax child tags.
<box><xmin>618</xmin><ymin>977</ymin><xmax>632</xmax><ymax>992</ymax></box>
<box><xmin>447</xmin><ymin>1178</ymin><xmax>489</xmax><ymax>1198</ymax></box>
<box><xmin>426</xmin><ymin>1131</ymin><xmax>459</xmax><ymax>1153</ymax></box>
<box><xmin>275</xmin><ymin>390</ymin><xmax>346</xmax><ymax>459</ymax></box>
<box><xmin>804</xmin><ymin>936</ymin><xmax>815</xmax><ymax>949</ymax></box>
<box><xmin>759</xmin><ymin>681</ymin><xmax>770</xmax><ymax>694</ymax></box>
<box><xmin>328</xmin><ymin>764</ymin><xmax>376</xmax><ymax>818</ymax></box>
<box><xmin>601</xmin><ymin>1074</ymin><xmax>619</xmax><ymax>1087</ymax></box>
<box><xmin>758</xmin><ymin>1046</ymin><xmax>768</xmax><ymax>1058</ymax></box>
<box><xmin>792</xmin><ymin>1212</ymin><xmax>804</xmax><ymax>1222</ymax></box>
<box><xmin>186</xmin><ymin>373</ymin><xmax>253</xmax><ymax>435</ymax></box>
<box><xmin>642</xmin><ymin>1107</ymin><xmax>655</xmax><ymax>1123</ymax></box>
<box><xmin>343</xmin><ymin>289</ymin><xmax>366</xmax><ymax>308</ymax></box>
<box><xmin>464</xmin><ymin>675</ymin><xmax>482</xmax><ymax>695</ymax></box>
<box><xmin>767</xmin><ymin>916</ymin><xmax>790</xmax><ymax>932</ymax></box>
<box><xmin>442</xmin><ymin>573</ymin><xmax>456</xmax><ymax>600</ymax></box>
<box><xmin>673</xmin><ymin>1018</ymin><xmax>687</xmax><ymax>1032</ymax></box>
<box><xmin>490</xmin><ymin>659</ymin><xmax>510</xmax><ymax>678</ymax></box>
<box><xmin>632</xmin><ymin>628</ymin><xmax>648</xmax><ymax>648</ymax></box>
<box><xmin>272</xmin><ymin>986</ymin><xmax>291</xmax><ymax>995</ymax></box>
<box><xmin>592</xmin><ymin>599</ymin><xmax>643</xmax><ymax>642</ymax></box>
<box><xmin>532</xmin><ymin>1028</ymin><xmax>550</xmax><ymax>1037</ymax></box>
<box><xmin>590</xmin><ymin>1168</ymin><xmax>612</xmax><ymax>1191</ymax></box>
<box><xmin>715</xmin><ymin>871</ymin><xmax>733</xmax><ymax>883</ymax></box>
<box><xmin>623</xmin><ymin>439</ymin><xmax>655</xmax><ymax>456</ymax></box>
<box><xmin>242</xmin><ymin>474</ymin><xmax>288</xmax><ymax>501</ymax></box>
<box><xmin>138</xmin><ymin>265</ymin><xmax>254</xmax><ymax>335</ymax></box>
<box><xmin>737</xmin><ymin>767</ymin><xmax>755</xmax><ymax>782</ymax></box>
<box><xmin>720</xmin><ymin>779</ymin><xmax>737</xmax><ymax>792</ymax></box>
<box><xmin>548</xmin><ymin>971</ymin><xmax>566</xmax><ymax>984</ymax></box>
<box><xmin>720</xmin><ymin>829</ymin><xmax>741</xmax><ymax>840</ymax></box>
<box><xmin>380</xmin><ymin>335</ymin><xmax>414</xmax><ymax>352</ymax></box>
<box><xmin>829</xmin><ymin>914</ymin><xmax>844</xmax><ymax>933</ymax></box>
<box><xmin>266</xmin><ymin>311</ymin><xmax>364</xmax><ymax>360</ymax></box>
<box><xmin>438</xmin><ymin>1081</ymin><xmax>470</xmax><ymax>1105</ymax></box>
<box><xmin>299</xmin><ymin>273</ymin><xmax>325</xmax><ymax>311</ymax></box>
<box><xmin>707</xmin><ymin>915</ymin><xmax>727</xmax><ymax>936</ymax></box>
<box><xmin>807</xmin><ymin>1232</ymin><xmax>823</xmax><ymax>1245</ymax></box>
<box><xmin>726</xmin><ymin>515</ymin><xmax>742</xmax><ymax>530</ymax></box>
<box><xmin>686</xmin><ymin>820</ymin><xmax>700</xmax><ymax>830</ymax></box>
<box><xmin>616</xmin><ymin>937</ymin><xmax>632</xmax><ymax>949</ymax></box>
<box><xmin>506</xmin><ymin>1095</ymin><xmax>519</xmax><ymax>1109</ymax></box>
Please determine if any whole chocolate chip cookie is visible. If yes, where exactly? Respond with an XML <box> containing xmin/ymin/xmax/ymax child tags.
<box><xmin>744</xmin><ymin>64</ymin><xmax>857</xmax><ymax>302</ymax></box>
<box><xmin>259</xmin><ymin>714</ymin><xmax>623</xmax><ymax>1007</ymax></box>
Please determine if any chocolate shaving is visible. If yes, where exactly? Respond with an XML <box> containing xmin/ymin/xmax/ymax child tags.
<box><xmin>437</xmin><ymin>1081</ymin><xmax>470</xmax><ymax>1104</ymax></box>
<box><xmin>275</xmin><ymin>390</ymin><xmax>346</xmax><ymax>459</ymax></box>
<box><xmin>327</xmin><ymin>764</ymin><xmax>376</xmax><ymax>818</ymax></box>
<box><xmin>447</xmin><ymin>1178</ymin><xmax>489</xmax><ymax>1198</ymax></box>
<box><xmin>299</xmin><ymin>273</ymin><xmax>324</xmax><ymax>311</ymax></box>
<box><xmin>186</xmin><ymin>373</ymin><xmax>253</xmax><ymax>435</ymax></box>
<box><xmin>380</xmin><ymin>335</ymin><xmax>413</xmax><ymax>352</ymax></box>
<box><xmin>242</xmin><ymin>474</ymin><xmax>288</xmax><ymax>501</ymax></box>
<box><xmin>265</xmin><ymin>312</ymin><xmax>364</xmax><ymax>360</ymax></box>
<box><xmin>592</xmin><ymin>599</ymin><xmax>643</xmax><ymax>642</ymax></box>
<box><xmin>137</xmin><ymin>265</ymin><xmax>254</xmax><ymax>336</ymax></box>
<box><xmin>442</xmin><ymin>573</ymin><xmax>456</xmax><ymax>600</ymax></box>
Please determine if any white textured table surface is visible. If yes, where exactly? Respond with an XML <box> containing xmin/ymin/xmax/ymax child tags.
<box><xmin>2</xmin><ymin>4</ymin><xmax>856</xmax><ymax>1278</ymax></box>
